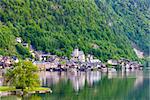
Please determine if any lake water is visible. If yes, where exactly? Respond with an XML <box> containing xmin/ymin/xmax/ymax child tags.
<box><xmin>0</xmin><ymin>70</ymin><xmax>150</xmax><ymax>100</ymax></box>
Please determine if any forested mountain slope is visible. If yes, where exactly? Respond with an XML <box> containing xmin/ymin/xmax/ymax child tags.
<box><xmin>0</xmin><ymin>0</ymin><xmax>149</xmax><ymax>61</ymax></box>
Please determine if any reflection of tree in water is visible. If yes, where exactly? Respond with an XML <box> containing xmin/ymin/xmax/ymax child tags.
<box><xmin>24</xmin><ymin>95</ymin><xmax>42</xmax><ymax>100</ymax></box>
<box><xmin>0</xmin><ymin>95</ymin><xmax>21</xmax><ymax>100</ymax></box>
<box><xmin>1</xmin><ymin>71</ymin><xmax>148</xmax><ymax>100</ymax></box>
<box><xmin>30</xmin><ymin>76</ymin><xmax>136</xmax><ymax>100</ymax></box>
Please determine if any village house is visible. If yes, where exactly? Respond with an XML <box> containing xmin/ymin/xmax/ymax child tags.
<box><xmin>16</xmin><ymin>37</ymin><xmax>22</xmax><ymax>43</ymax></box>
<box><xmin>0</xmin><ymin>55</ymin><xmax>20</xmax><ymax>69</ymax></box>
<box><xmin>33</xmin><ymin>55</ymin><xmax>61</xmax><ymax>70</ymax></box>
<box><xmin>87</xmin><ymin>54</ymin><xmax>101</xmax><ymax>63</ymax></box>
<box><xmin>78</xmin><ymin>51</ymin><xmax>86</xmax><ymax>62</ymax></box>
<box><xmin>35</xmin><ymin>51</ymin><xmax>43</xmax><ymax>61</ymax></box>
<box><xmin>72</xmin><ymin>48</ymin><xmax>79</xmax><ymax>57</ymax></box>
<box><xmin>71</xmin><ymin>48</ymin><xmax>85</xmax><ymax>62</ymax></box>
<box><xmin>12</xmin><ymin>56</ymin><xmax>19</xmax><ymax>63</ymax></box>
<box><xmin>107</xmin><ymin>59</ymin><xmax>118</xmax><ymax>66</ymax></box>
<box><xmin>22</xmin><ymin>43</ymin><xmax>29</xmax><ymax>48</ymax></box>
<box><xmin>35</xmin><ymin>51</ymin><xmax>53</xmax><ymax>61</ymax></box>
<box><xmin>29</xmin><ymin>45</ymin><xmax>34</xmax><ymax>52</ymax></box>
<box><xmin>91</xmin><ymin>59</ymin><xmax>101</xmax><ymax>63</ymax></box>
<box><xmin>33</xmin><ymin>61</ymin><xmax>53</xmax><ymax>70</ymax></box>
<box><xmin>0</xmin><ymin>56</ymin><xmax>12</xmax><ymax>68</ymax></box>
<box><xmin>115</xmin><ymin>58</ymin><xmax>142</xmax><ymax>71</ymax></box>
<box><xmin>0</xmin><ymin>56</ymin><xmax>3</xmax><ymax>69</ymax></box>
<box><xmin>125</xmin><ymin>61</ymin><xmax>141</xmax><ymax>70</ymax></box>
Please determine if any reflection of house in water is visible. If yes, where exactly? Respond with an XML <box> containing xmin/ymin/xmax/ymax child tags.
<box><xmin>0</xmin><ymin>78</ymin><xmax>3</xmax><ymax>86</ymax></box>
<box><xmin>39</xmin><ymin>71</ymin><xmax>67</xmax><ymax>87</ymax></box>
<box><xmin>39</xmin><ymin>71</ymin><xmax>102</xmax><ymax>92</ymax></box>
<box><xmin>86</xmin><ymin>71</ymin><xmax>101</xmax><ymax>86</ymax></box>
<box><xmin>108</xmin><ymin>71</ymin><xmax>117</xmax><ymax>79</ymax></box>
<box><xmin>0</xmin><ymin>71</ymin><xmax>4</xmax><ymax>86</ymax></box>
<box><xmin>134</xmin><ymin>71</ymin><xmax>144</xmax><ymax>88</ymax></box>
<box><xmin>39</xmin><ymin>71</ymin><xmax>58</xmax><ymax>86</ymax></box>
<box><xmin>68</xmin><ymin>72</ymin><xmax>86</xmax><ymax>92</ymax></box>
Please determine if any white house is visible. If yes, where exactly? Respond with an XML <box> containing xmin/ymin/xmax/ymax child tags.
<box><xmin>12</xmin><ymin>56</ymin><xmax>19</xmax><ymax>63</ymax></box>
<box><xmin>16</xmin><ymin>37</ymin><xmax>22</xmax><ymax>43</ymax></box>
<box><xmin>90</xmin><ymin>59</ymin><xmax>101</xmax><ymax>63</ymax></box>
<box><xmin>78</xmin><ymin>51</ymin><xmax>85</xmax><ymax>62</ymax></box>
<box><xmin>71</xmin><ymin>48</ymin><xmax>85</xmax><ymax>62</ymax></box>
<box><xmin>107</xmin><ymin>59</ymin><xmax>118</xmax><ymax>65</ymax></box>
<box><xmin>86</xmin><ymin>55</ymin><xmax>101</xmax><ymax>63</ymax></box>
<box><xmin>72</xmin><ymin>48</ymin><xmax>79</xmax><ymax>57</ymax></box>
<box><xmin>86</xmin><ymin>54</ymin><xmax>93</xmax><ymax>62</ymax></box>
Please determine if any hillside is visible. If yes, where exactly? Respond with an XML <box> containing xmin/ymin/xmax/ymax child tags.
<box><xmin>0</xmin><ymin>0</ymin><xmax>149</xmax><ymax>61</ymax></box>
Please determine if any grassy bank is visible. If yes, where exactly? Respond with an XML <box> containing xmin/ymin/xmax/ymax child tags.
<box><xmin>0</xmin><ymin>86</ymin><xmax>50</xmax><ymax>93</ymax></box>
<box><xmin>0</xmin><ymin>86</ymin><xmax>16</xmax><ymax>92</ymax></box>
<box><xmin>24</xmin><ymin>87</ymin><xmax>51</xmax><ymax>92</ymax></box>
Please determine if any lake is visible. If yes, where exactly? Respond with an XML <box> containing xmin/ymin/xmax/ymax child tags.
<box><xmin>0</xmin><ymin>70</ymin><xmax>150</xmax><ymax>100</ymax></box>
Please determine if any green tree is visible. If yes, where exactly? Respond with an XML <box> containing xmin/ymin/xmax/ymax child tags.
<box><xmin>5</xmin><ymin>61</ymin><xmax>40</xmax><ymax>90</ymax></box>
<box><xmin>0</xmin><ymin>0</ymin><xmax>149</xmax><ymax>61</ymax></box>
<box><xmin>15</xmin><ymin>44</ymin><xmax>32</xmax><ymax>59</ymax></box>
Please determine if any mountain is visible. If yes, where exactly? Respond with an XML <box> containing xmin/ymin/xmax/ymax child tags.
<box><xmin>0</xmin><ymin>0</ymin><xmax>149</xmax><ymax>61</ymax></box>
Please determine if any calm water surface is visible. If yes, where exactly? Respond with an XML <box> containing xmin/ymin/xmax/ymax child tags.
<box><xmin>0</xmin><ymin>70</ymin><xmax>150</xmax><ymax>100</ymax></box>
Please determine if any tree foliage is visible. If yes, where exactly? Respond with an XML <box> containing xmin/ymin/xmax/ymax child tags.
<box><xmin>0</xmin><ymin>22</ymin><xmax>16</xmax><ymax>56</ymax></box>
<box><xmin>0</xmin><ymin>0</ymin><xmax>149</xmax><ymax>61</ymax></box>
<box><xmin>15</xmin><ymin>44</ymin><xmax>32</xmax><ymax>59</ymax></box>
<box><xmin>5</xmin><ymin>61</ymin><xmax>40</xmax><ymax>90</ymax></box>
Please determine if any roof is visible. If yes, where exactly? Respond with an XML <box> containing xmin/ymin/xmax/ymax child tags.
<box><xmin>79</xmin><ymin>51</ymin><xmax>84</xmax><ymax>55</ymax></box>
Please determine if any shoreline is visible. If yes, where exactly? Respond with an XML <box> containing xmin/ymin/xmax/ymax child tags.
<box><xmin>0</xmin><ymin>86</ymin><xmax>52</xmax><ymax>97</ymax></box>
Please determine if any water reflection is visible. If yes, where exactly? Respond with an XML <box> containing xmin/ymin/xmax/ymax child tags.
<box><xmin>38</xmin><ymin>70</ymin><xmax>148</xmax><ymax>92</ymax></box>
<box><xmin>0</xmin><ymin>70</ymin><xmax>149</xmax><ymax>100</ymax></box>
<box><xmin>39</xmin><ymin>71</ymin><xmax>103</xmax><ymax>91</ymax></box>
<box><xmin>36</xmin><ymin>70</ymin><xmax>149</xmax><ymax>100</ymax></box>
<box><xmin>0</xmin><ymin>71</ymin><xmax>4</xmax><ymax>86</ymax></box>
